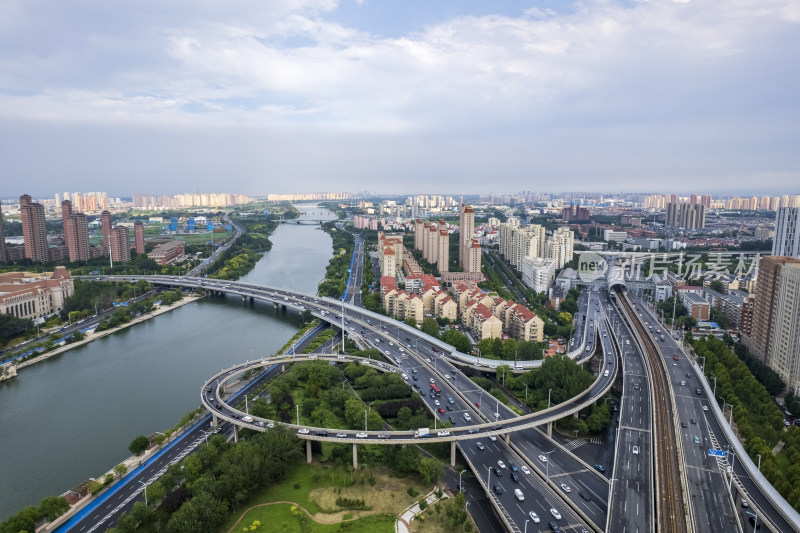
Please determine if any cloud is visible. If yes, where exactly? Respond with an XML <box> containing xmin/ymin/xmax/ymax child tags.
<box><xmin>0</xmin><ymin>0</ymin><xmax>798</xmax><ymax>194</ymax></box>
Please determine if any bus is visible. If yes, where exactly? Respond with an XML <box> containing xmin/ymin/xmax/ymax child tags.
<box><xmin>430</xmin><ymin>383</ymin><xmax>442</xmax><ymax>396</ymax></box>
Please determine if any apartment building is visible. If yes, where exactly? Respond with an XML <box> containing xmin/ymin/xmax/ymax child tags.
<box><xmin>521</xmin><ymin>257</ymin><xmax>556</xmax><ymax>294</ymax></box>
<box><xmin>768</xmin><ymin>264</ymin><xmax>800</xmax><ymax>395</ymax></box>
<box><xmin>773</xmin><ymin>207</ymin><xmax>800</xmax><ymax>258</ymax></box>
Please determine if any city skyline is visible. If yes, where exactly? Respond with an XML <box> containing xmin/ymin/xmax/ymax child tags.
<box><xmin>1</xmin><ymin>0</ymin><xmax>798</xmax><ymax>195</ymax></box>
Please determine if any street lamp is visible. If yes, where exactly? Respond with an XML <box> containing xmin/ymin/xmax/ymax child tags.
<box><xmin>544</xmin><ymin>450</ymin><xmax>554</xmax><ymax>481</ymax></box>
<box><xmin>524</xmin><ymin>519</ymin><xmax>530</xmax><ymax>533</ymax></box>
<box><xmin>756</xmin><ymin>453</ymin><xmax>762</xmax><ymax>472</ymax></box>
<box><xmin>459</xmin><ymin>469</ymin><xmax>467</xmax><ymax>492</ymax></box>
<box><xmin>718</xmin><ymin>396</ymin><xmax>733</xmax><ymax>426</ymax></box>
<box><xmin>708</xmin><ymin>373</ymin><xmax>717</xmax><ymax>397</ymax></box>
<box><xmin>139</xmin><ymin>480</ymin><xmax>148</xmax><ymax>507</ymax></box>
<box><xmin>698</xmin><ymin>355</ymin><xmax>706</xmax><ymax>372</ymax></box>
<box><xmin>364</xmin><ymin>409</ymin><xmax>368</xmax><ymax>431</ymax></box>
<box><xmin>548</xmin><ymin>389</ymin><xmax>552</xmax><ymax>410</ymax></box>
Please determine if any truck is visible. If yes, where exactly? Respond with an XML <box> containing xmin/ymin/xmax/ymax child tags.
<box><xmin>414</xmin><ymin>428</ymin><xmax>430</xmax><ymax>438</ymax></box>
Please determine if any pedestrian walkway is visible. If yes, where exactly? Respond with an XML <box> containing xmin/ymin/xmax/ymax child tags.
<box><xmin>395</xmin><ymin>489</ymin><xmax>449</xmax><ymax>533</ymax></box>
<box><xmin>772</xmin><ymin>440</ymin><xmax>784</xmax><ymax>454</ymax></box>
<box><xmin>562</xmin><ymin>436</ymin><xmax>606</xmax><ymax>451</ymax></box>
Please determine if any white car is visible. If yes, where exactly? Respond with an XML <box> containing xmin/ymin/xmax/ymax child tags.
<box><xmin>337</xmin><ymin>355</ymin><xmax>345</xmax><ymax>359</ymax></box>
<box><xmin>445</xmin><ymin>374</ymin><xmax>452</xmax><ymax>379</ymax></box>
<box><xmin>437</xmin><ymin>430</ymin><xmax>450</xmax><ymax>437</ymax></box>
<box><xmin>550</xmin><ymin>508</ymin><xmax>561</xmax><ymax>520</ymax></box>
<box><xmin>430</xmin><ymin>378</ymin><xmax>436</xmax><ymax>384</ymax></box>
<box><xmin>434</xmin><ymin>400</ymin><xmax>440</xmax><ymax>406</ymax></box>
<box><xmin>633</xmin><ymin>445</ymin><xmax>640</xmax><ymax>454</ymax></box>
<box><xmin>497</xmin><ymin>460</ymin><xmax>506</xmax><ymax>469</ymax></box>
<box><xmin>389</xmin><ymin>342</ymin><xmax>394</xmax><ymax>346</ymax></box>
<box><xmin>356</xmin><ymin>432</ymin><xmax>368</xmax><ymax>438</ymax></box>
<box><xmin>298</xmin><ymin>428</ymin><xmax>310</xmax><ymax>434</ymax></box>
<box><xmin>560</xmin><ymin>483</ymin><xmax>571</xmax><ymax>493</ymax></box>
<box><xmin>489</xmin><ymin>435</ymin><xmax>497</xmax><ymax>442</ymax></box>
<box><xmin>520</xmin><ymin>465</ymin><xmax>531</xmax><ymax>475</ymax></box>
<box><xmin>426</xmin><ymin>357</ymin><xmax>432</xmax><ymax>363</ymax></box>
<box><xmin>702</xmin><ymin>405</ymin><xmax>709</xmax><ymax>411</ymax></box>
<box><xmin>529</xmin><ymin>511</ymin><xmax>540</xmax><ymax>523</ymax></box>
<box><xmin>538</xmin><ymin>455</ymin><xmax>548</xmax><ymax>463</ymax></box>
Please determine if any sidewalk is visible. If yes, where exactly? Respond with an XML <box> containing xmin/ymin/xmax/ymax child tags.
<box><xmin>395</xmin><ymin>489</ymin><xmax>449</xmax><ymax>533</ymax></box>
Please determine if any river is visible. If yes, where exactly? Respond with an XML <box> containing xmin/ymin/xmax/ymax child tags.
<box><xmin>0</xmin><ymin>205</ymin><xmax>336</xmax><ymax>521</ymax></box>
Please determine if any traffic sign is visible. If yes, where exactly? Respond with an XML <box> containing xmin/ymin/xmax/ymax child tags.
<box><xmin>708</xmin><ymin>449</ymin><xmax>726</xmax><ymax>457</ymax></box>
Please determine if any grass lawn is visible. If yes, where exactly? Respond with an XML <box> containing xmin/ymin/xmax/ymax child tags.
<box><xmin>226</xmin><ymin>503</ymin><xmax>394</xmax><ymax>533</ymax></box>
<box><xmin>221</xmin><ymin>463</ymin><xmax>430</xmax><ymax>533</ymax></box>
<box><xmin>774</xmin><ymin>448</ymin><xmax>790</xmax><ymax>471</ymax></box>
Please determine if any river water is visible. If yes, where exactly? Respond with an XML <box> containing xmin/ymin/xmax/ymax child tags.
<box><xmin>0</xmin><ymin>205</ymin><xmax>336</xmax><ymax>520</ymax></box>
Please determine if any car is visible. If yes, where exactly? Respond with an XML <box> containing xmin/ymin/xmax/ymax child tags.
<box><xmin>337</xmin><ymin>354</ymin><xmax>345</xmax><ymax>359</ymax></box>
<box><xmin>550</xmin><ymin>508</ymin><xmax>562</xmax><ymax>520</ymax></box>
<box><xmin>430</xmin><ymin>378</ymin><xmax>436</xmax><ymax>384</ymax></box>
<box><xmin>413</xmin><ymin>383</ymin><xmax>420</xmax><ymax>389</ymax></box>
<box><xmin>672</xmin><ymin>362</ymin><xmax>677</xmax><ymax>366</ymax></box>
<box><xmin>702</xmin><ymin>405</ymin><xmax>709</xmax><ymax>411</ymax></box>
<box><xmin>696</xmin><ymin>388</ymin><xmax>702</xmax><ymax>395</ymax></box>
<box><xmin>520</xmin><ymin>465</ymin><xmax>530</xmax><ymax>475</ymax></box>
<box><xmin>594</xmin><ymin>464</ymin><xmax>605</xmax><ymax>472</ymax></box>
<box><xmin>548</xmin><ymin>522</ymin><xmax>561</xmax><ymax>532</ymax></box>
<box><xmin>426</xmin><ymin>357</ymin><xmax>432</xmax><ymax>363</ymax></box>
<box><xmin>476</xmin><ymin>441</ymin><xmax>485</xmax><ymax>451</ymax></box>
<box><xmin>579</xmin><ymin>492</ymin><xmax>591</xmax><ymax>502</ymax></box>
<box><xmin>434</xmin><ymin>400</ymin><xmax>440</xmax><ymax>406</ymax></box>
<box><xmin>449</xmin><ymin>415</ymin><xmax>456</xmax><ymax>424</ymax></box>
<box><xmin>489</xmin><ymin>435</ymin><xmax>497</xmax><ymax>441</ymax></box>
<box><xmin>539</xmin><ymin>454</ymin><xmax>548</xmax><ymax>463</ymax></box>
<box><xmin>560</xmin><ymin>483</ymin><xmax>571</xmax><ymax>493</ymax></box>
<box><xmin>298</xmin><ymin>428</ymin><xmax>310</xmax><ymax>434</ymax></box>
<box><xmin>694</xmin><ymin>436</ymin><xmax>700</xmax><ymax>444</ymax></box>
<box><xmin>626</xmin><ymin>339</ymin><xmax>630</xmax><ymax>345</ymax></box>
<box><xmin>741</xmin><ymin>499</ymin><xmax>749</xmax><ymax>508</ymax></box>
<box><xmin>493</xmin><ymin>467</ymin><xmax>502</xmax><ymax>476</ymax></box>
<box><xmin>437</xmin><ymin>430</ymin><xmax>450</xmax><ymax>437</ymax></box>
<box><xmin>308</xmin><ymin>354</ymin><xmax>317</xmax><ymax>359</ymax></box>
<box><xmin>438</xmin><ymin>407</ymin><xmax>446</xmax><ymax>413</ymax></box>
<box><xmin>336</xmin><ymin>432</ymin><xmax>348</xmax><ymax>438</ymax></box>
<box><xmin>314</xmin><ymin>430</ymin><xmax>328</xmax><ymax>436</ymax></box>
<box><xmin>389</xmin><ymin>342</ymin><xmax>393</xmax><ymax>346</ymax></box>
<box><xmin>468</xmin><ymin>427</ymin><xmax>479</xmax><ymax>434</ymax></box>
<box><xmin>356</xmin><ymin>432</ymin><xmax>368</xmax><ymax>438</ymax></box>
<box><xmin>266</xmin><ymin>422</ymin><xmax>275</xmax><ymax>429</ymax></box>
<box><xmin>632</xmin><ymin>445</ymin><xmax>640</xmax><ymax>454</ymax></box>
<box><xmin>784</xmin><ymin>419</ymin><xmax>791</xmax><ymax>427</ymax></box>
<box><xmin>634</xmin><ymin>383</ymin><xmax>640</xmax><ymax>390</ymax></box>
<box><xmin>690</xmin><ymin>419</ymin><xmax>697</xmax><ymax>425</ymax></box>
<box><xmin>529</xmin><ymin>511</ymin><xmax>540</xmax><ymax>523</ymax></box>
<box><xmin>510</xmin><ymin>472</ymin><xmax>520</xmax><ymax>482</ymax></box>
<box><xmin>446</xmin><ymin>405</ymin><xmax>453</xmax><ymax>411</ymax></box>
<box><xmin>411</xmin><ymin>368</ymin><xmax>417</xmax><ymax>373</ymax></box>
<box><xmin>445</xmin><ymin>374</ymin><xmax>452</xmax><ymax>379</ymax></box>
<box><xmin>493</xmin><ymin>483</ymin><xmax>503</xmax><ymax>495</ymax></box>
<box><xmin>748</xmin><ymin>515</ymin><xmax>761</xmax><ymax>529</ymax></box>
<box><xmin>497</xmin><ymin>460</ymin><xmax>506</xmax><ymax>469</ymax></box>
<box><xmin>509</xmin><ymin>462</ymin><xmax>518</xmax><ymax>472</ymax></box>
<box><xmin>681</xmin><ymin>421</ymin><xmax>688</xmax><ymax>428</ymax></box>
<box><xmin>475</xmin><ymin>401</ymin><xmax>481</xmax><ymax>407</ymax></box>
<box><xmin>447</xmin><ymin>396</ymin><xmax>455</xmax><ymax>404</ymax></box>
<box><xmin>412</xmin><ymin>375</ymin><xmax>418</xmax><ymax>381</ymax></box>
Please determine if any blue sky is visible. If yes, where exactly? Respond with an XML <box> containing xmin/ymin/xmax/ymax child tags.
<box><xmin>0</xmin><ymin>0</ymin><xmax>798</xmax><ymax>197</ymax></box>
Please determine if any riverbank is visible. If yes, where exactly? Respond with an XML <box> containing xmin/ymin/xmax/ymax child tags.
<box><xmin>12</xmin><ymin>295</ymin><xmax>202</xmax><ymax>373</ymax></box>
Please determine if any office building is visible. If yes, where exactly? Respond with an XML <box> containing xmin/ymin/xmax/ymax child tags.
<box><xmin>747</xmin><ymin>255</ymin><xmax>800</xmax><ymax>363</ymax></box>
<box><xmin>134</xmin><ymin>222</ymin><xmax>145</xmax><ymax>254</ymax></box>
<box><xmin>768</xmin><ymin>264</ymin><xmax>800</xmax><ymax>395</ymax></box>
<box><xmin>20</xmin><ymin>194</ymin><xmax>48</xmax><ymax>262</ymax></box>
<box><xmin>109</xmin><ymin>226</ymin><xmax>131</xmax><ymax>263</ymax></box>
<box><xmin>458</xmin><ymin>204</ymin><xmax>475</xmax><ymax>270</ymax></box>
<box><xmin>147</xmin><ymin>240</ymin><xmax>185</xmax><ymax>265</ymax></box>
<box><xmin>101</xmin><ymin>210</ymin><xmax>112</xmax><ymax>251</ymax></box>
<box><xmin>772</xmin><ymin>207</ymin><xmax>800</xmax><ymax>258</ymax></box>
<box><xmin>64</xmin><ymin>213</ymin><xmax>90</xmax><ymax>262</ymax></box>
<box><xmin>0</xmin><ymin>267</ymin><xmax>74</xmax><ymax>320</ymax></box>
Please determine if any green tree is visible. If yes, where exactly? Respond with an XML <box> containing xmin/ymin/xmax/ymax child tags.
<box><xmin>128</xmin><ymin>435</ymin><xmax>149</xmax><ymax>456</ymax></box>
<box><xmin>418</xmin><ymin>457</ymin><xmax>444</xmax><ymax>484</ymax></box>
<box><xmin>421</xmin><ymin>318</ymin><xmax>440</xmax><ymax>338</ymax></box>
<box><xmin>38</xmin><ymin>496</ymin><xmax>70</xmax><ymax>522</ymax></box>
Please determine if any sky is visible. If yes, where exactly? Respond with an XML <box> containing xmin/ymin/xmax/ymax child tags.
<box><xmin>1</xmin><ymin>0</ymin><xmax>799</xmax><ymax>197</ymax></box>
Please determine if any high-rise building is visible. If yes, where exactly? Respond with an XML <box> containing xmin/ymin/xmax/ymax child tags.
<box><xmin>134</xmin><ymin>221</ymin><xmax>145</xmax><ymax>254</ymax></box>
<box><xmin>768</xmin><ymin>264</ymin><xmax>800</xmax><ymax>395</ymax></box>
<box><xmin>437</xmin><ymin>228</ymin><xmax>449</xmax><ymax>273</ymax></box>
<box><xmin>61</xmin><ymin>200</ymin><xmax>73</xmax><ymax>227</ymax></box>
<box><xmin>459</xmin><ymin>204</ymin><xmax>475</xmax><ymax>269</ymax></box>
<box><xmin>772</xmin><ymin>207</ymin><xmax>800</xmax><ymax>258</ymax></box>
<box><xmin>20</xmin><ymin>194</ymin><xmax>48</xmax><ymax>262</ymax></box>
<box><xmin>666</xmin><ymin>202</ymin><xmax>705</xmax><ymax>229</ymax></box>
<box><xmin>414</xmin><ymin>219</ymin><xmax>423</xmax><ymax>251</ymax></box>
<box><xmin>748</xmin><ymin>255</ymin><xmax>800</xmax><ymax>363</ymax></box>
<box><xmin>465</xmin><ymin>239</ymin><xmax>482</xmax><ymax>273</ymax></box>
<box><xmin>64</xmin><ymin>213</ymin><xmax>90</xmax><ymax>262</ymax></box>
<box><xmin>101</xmin><ymin>210</ymin><xmax>112</xmax><ymax>251</ymax></box>
<box><xmin>0</xmin><ymin>203</ymin><xmax>6</xmax><ymax>263</ymax></box>
<box><xmin>109</xmin><ymin>226</ymin><xmax>131</xmax><ymax>263</ymax></box>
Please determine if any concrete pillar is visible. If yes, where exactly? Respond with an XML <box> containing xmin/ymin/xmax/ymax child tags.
<box><xmin>212</xmin><ymin>413</ymin><xmax>218</xmax><ymax>427</ymax></box>
<box><xmin>505</xmin><ymin>433</ymin><xmax>510</xmax><ymax>446</ymax></box>
<box><xmin>306</xmin><ymin>439</ymin><xmax>313</xmax><ymax>464</ymax></box>
<box><xmin>547</xmin><ymin>421</ymin><xmax>552</xmax><ymax>438</ymax></box>
<box><xmin>353</xmin><ymin>444</ymin><xmax>358</xmax><ymax>469</ymax></box>
<box><xmin>233</xmin><ymin>425</ymin><xmax>238</xmax><ymax>443</ymax></box>
<box><xmin>451</xmin><ymin>441</ymin><xmax>457</xmax><ymax>467</ymax></box>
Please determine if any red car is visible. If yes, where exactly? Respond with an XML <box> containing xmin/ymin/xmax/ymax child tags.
<box><xmin>475</xmin><ymin>402</ymin><xmax>481</xmax><ymax>408</ymax></box>
<box><xmin>438</xmin><ymin>407</ymin><xmax>446</xmax><ymax>413</ymax></box>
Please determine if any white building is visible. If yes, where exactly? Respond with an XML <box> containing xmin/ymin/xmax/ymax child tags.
<box><xmin>521</xmin><ymin>257</ymin><xmax>556</xmax><ymax>294</ymax></box>
<box><xmin>603</xmin><ymin>229</ymin><xmax>628</xmax><ymax>242</ymax></box>
<box><xmin>773</xmin><ymin>207</ymin><xmax>800</xmax><ymax>258</ymax></box>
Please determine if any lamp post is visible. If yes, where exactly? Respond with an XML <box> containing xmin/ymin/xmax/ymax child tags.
<box><xmin>548</xmin><ymin>389</ymin><xmax>552</xmax><ymax>410</ymax></box>
<box><xmin>708</xmin><ymin>373</ymin><xmax>717</xmax><ymax>397</ymax></box>
<box><xmin>364</xmin><ymin>409</ymin><xmax>367</xmax><ymax>431</ymax></box>
<box><xmin>296</xmin><ymin>405</ymin><xmax>300</xmax><ymax>425</ymax></box>
<box><xmin>459</xmin><ymin>469</ymin><xmax>467</xmax><ymax>492</ymax></box>
<box><xmin>524</xmin><ymin>519</ymin><xmax>530</xmax><ymax>533</ymax></box>
<box><xmin>544</xmin><ymin>450</ymin><xmax>554</xmax><ymax>481</ymax></box>
<box><xmin>139</xmin><ymin>480</ymin><xmax>148</xmax><ymax>507</ymax></box>
<box><xmin>245</xmin><ymin>395</ymin><xmax>249</xmax><ymax>415</ymax></box>
<box><xmin>718</xmin><ymin>396</ymin><xmax>733</xmax><ymax>426</ymax></box>
<box><xmin>756</xmin><ymin>453</ymin><xmax>762</xmax><ymax>472</ymax></box>
<box><xmin>525</xmin><ymin>383</ymin><xmax>528</xmax><ymax>400</ymax></box>
<box><xmin>486</xmin><ymin>465</ymin><xmax>493</xmax><ymax>488</ymax></box>
<box><xmin>698</xmin><ymin>355</ymin><xmax>706</xmax><ymax>373</ymax></box>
